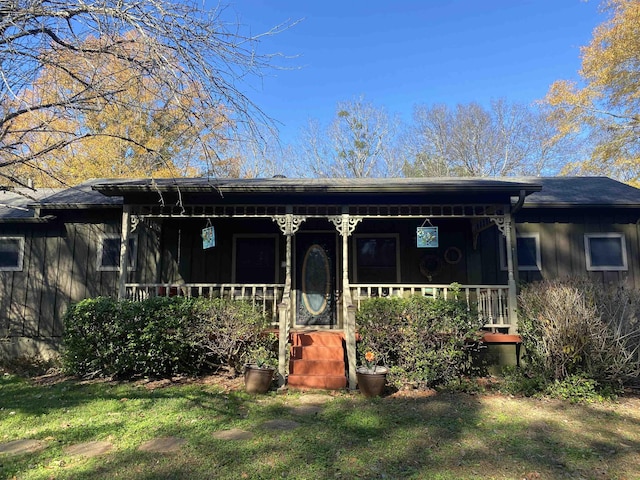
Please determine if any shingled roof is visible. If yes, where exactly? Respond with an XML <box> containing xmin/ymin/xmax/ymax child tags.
<box><xmin>522</xmin><ymin>177</ymin><xmax>640</xmax><ymax>208</ymax></box>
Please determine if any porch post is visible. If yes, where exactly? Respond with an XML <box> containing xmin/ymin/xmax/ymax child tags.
<box><xmin>329</xmin><ymin>212</ymin><xmax>362</xmax><ymax>390</ymax></box>
<box><xmin>278</xmin><ymin>228</ymin><xmax>293</xmax><ymax>386</ymax></box>
<box><xmin>504</xmin><ymin>212</ymin><xmax>519</xmax><ymax>330</ymax></box>
<box><xmin>117</xmin><ymin>204</ymin><xmax>132</xmax><ymax>300</ymax></box>
<box><xmin>272</xmin><ymin>213</ymin><xmax>306</xmax><ymax>387</ymax></box>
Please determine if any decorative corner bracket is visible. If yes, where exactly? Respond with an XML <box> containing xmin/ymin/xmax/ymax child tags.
<box><xmin>272</xmin><ymin>214</ymin><xmax>307</xmax><ymax>235</ymax></box>
<box><xmin>328</xmin><ymin>215</ymin><xmax>363</xmax><ymax>237</ymax></box>
<box><xmin>489</xmin><ymin>215</ymin><xmax>510</xmax><ymax>237</ymax></box>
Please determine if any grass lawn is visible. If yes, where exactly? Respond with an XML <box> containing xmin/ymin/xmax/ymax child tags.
<box><xmin>1</xmin><ymin>372</ymin><xmax>639</xmax><ymax>480</ymax></box>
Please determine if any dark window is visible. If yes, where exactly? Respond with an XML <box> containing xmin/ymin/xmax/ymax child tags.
<box><xmin>235</xmin><ymin>237</ymin><xmax>276</xmax><ymax>283</ymax></box>
<box><xmin>355</xmin><ymin>236</ymin><xmax>398</xmax><ymax>283</ymax></box>
<box><xmin>0</xmin><ymin>237</ymin><xmax>24</xmax><ymax>271</ymax></box>
<box><xmin>517</xmin><ymin>236</ymin><xmax>539</xmax><ymax>270</ymax></box>
<box><xmin>99</xmin><ymin>235</ymin><xmax>137</xmax><ymax>271</ymax></box>
<box><xmin>585</xmin><ymin>234</ymin><xmax>627</xmax><ymax>270</ymax></box>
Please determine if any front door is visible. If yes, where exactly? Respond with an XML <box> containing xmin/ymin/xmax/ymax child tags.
<box><xmin>295</xmin><ymin>232</ymin><xmax>337</xmax><ymax>326</ymax></box>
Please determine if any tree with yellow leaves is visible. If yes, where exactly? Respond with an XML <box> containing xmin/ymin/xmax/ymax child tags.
<box><xmin>7</xmin><ymin>33</ymin><xmax>232</xmax><ymax>186</ymax></box>
<box><xmin>546</xmin><ymin>0</ymin><xmax>640</xmax><ymax>185</ymax></box>
<box><xmin>0</xmin><ymin>1</ymin><xmax>291</xmax><ymax>188</ymax></box>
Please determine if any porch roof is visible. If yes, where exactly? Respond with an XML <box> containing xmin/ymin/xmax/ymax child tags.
<box><xmin>92</xmin><ymin>177</ymin><xmax>541</xmax><ymax>202</ymax></box>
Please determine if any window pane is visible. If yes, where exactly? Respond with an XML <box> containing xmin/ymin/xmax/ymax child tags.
<box><xmin>356</xmin><ymin>237</ymin><xmax>397</xmax><ymax>283</ymax></box>
<box><xmin>589</xmin><ymin>237</ymin><xmax>624</xmax><ymax>267</ymax></box>
<box><xmin>101</xmin><ymin>237</ymin><xmax>136</xmax><ymax>269</ymax></box>
<box><xmin>517</xmin><ymin>237</ymin><xmax>538</xmax><ymax>268</ymax></box>
<box><xmin>236</xmin><ymin>238</ymin><xmax>275</xmax><ymax>283</ymax></box>
<box><xmin>0</xmin><ymin>238</ymin><xmax>22</xmax><ymax>268</ymax></box>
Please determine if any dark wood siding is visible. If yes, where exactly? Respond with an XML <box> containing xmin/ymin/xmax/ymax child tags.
<box><xmin>516</xmin><ymin>208</ymin><xmax>640</xmax><ymax>288</ymax></box>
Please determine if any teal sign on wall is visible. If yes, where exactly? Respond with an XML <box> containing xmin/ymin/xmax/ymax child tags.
<box><xmin>417</xmin><ymin>226</ymin><xmax>438</xmax><ymax>248</ymax></box>
<box><xmin>201</xmin><ymin>226</ymin><xmax>215</xmax><ymax>249</ymax></box>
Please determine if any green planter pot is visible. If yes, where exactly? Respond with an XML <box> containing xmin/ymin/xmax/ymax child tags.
<box><xmin>243</xmin><ymin>364</ymin><xmax>275</xmax><ymax>394</ymax></box>
<box><xmin>356</xmin><ymin>366</ymin><xmax>388</xmax><ymax>397</ymax></box>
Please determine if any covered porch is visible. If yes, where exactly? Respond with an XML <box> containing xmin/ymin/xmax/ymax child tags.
<box><xmin>94</xmin><ymin>177</ymin><xmax>542</xmax><ymax>389</ymax></box>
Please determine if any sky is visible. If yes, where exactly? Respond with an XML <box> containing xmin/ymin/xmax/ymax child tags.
<box><xmin>219</xmin><ymin>0</ymin><xmax>605</xmax><ymax>145</ymax></box>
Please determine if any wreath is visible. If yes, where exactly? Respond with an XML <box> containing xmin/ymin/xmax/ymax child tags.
<box><xmin>444</xmin><ymin>246</ymin><xmax>462</xmax><ymax>265</ymax></box>
<box><xmin>419</xmin><ymin>254</ymin><xmax>442</xmax><ymax>279</ymax></box>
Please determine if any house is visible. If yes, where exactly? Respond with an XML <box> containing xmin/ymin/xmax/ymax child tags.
<box><xmin>2</xmin><ymin>176</ymin><xmax>640</xmax><ymax>389</ymax></box>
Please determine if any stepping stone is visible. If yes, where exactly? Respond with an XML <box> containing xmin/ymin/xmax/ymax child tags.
<box><xmin>0</xmin><ymin>439</ymin><xmax>45</xmax><ymax>456</ymax></box>
<box><xmin>297</xmin><ymin>394</ymin><xmax>333</xmax><ymax>405</ymax></box>
<box><xmin>212</xmin><ymin>428</ymin><xmax>253</xmax><ymax>440</ymax></box>
<box><xmin>290</xmin><ymin>405</ymin><xmax>323</xmax><ymax>416</ymax></box>
<box><xmin>138</xmin><ymin>437</ymin><xmax>185</xmax><ymax>453</ymax></box>
<box><xmin>64</xmin><ymin>441</ymin><xmax>112</xmax><ymax>458</ymax></box>
<box><xmin>262</xmin><ymin>419</ymin><xmax>300</xmax><ymax>431</ymax></box>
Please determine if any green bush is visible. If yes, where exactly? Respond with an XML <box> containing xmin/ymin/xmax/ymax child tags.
<box><xmin>518</xmin><ymin>277</ymin><xmax>640</xmax><ymax>393</ymax></box>
<box><xmin>62</xmin><ymin>296</ymin><xmax>271</xmax><ymax>379</ymax></box>
<box><xmin>356</xmin><ymin>291</ymin><xmax>483</xmax><ymax>389</ymax></box>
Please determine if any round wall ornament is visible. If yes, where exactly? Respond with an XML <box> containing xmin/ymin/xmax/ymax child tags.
<box><xmin>444</xmin><ymin>246</ymin><xmax>462</xmax><ymax>265</ymax></box>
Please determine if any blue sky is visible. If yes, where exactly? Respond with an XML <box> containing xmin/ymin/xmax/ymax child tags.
<box><xmin>222</xmin><ymin>1</ymin><xmax>604</xmax><ymax>144</ymax></box>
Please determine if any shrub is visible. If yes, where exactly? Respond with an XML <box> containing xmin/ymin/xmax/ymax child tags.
<box><xmin>356</xmin><ymin>291</ymin><xmax>483</xmax><ymax>389</ymax></box>
<box><xmin>62</xmin><ymin>296</ymin><xmax>271</xmax><ymax>379</ymax></box>
<box><xmin>188</xmin><ymin>298</ymin><xmax>273</xmax><ymax>374</ymax></box>
<box><xmin>518</xmin><ymin>277</ymin><xmax>640</xmax><ymax>392</ymax></box>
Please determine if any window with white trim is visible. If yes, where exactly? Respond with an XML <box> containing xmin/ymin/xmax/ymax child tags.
<box><xmin>353</xmin><ymin>234</ymin><xmax>400</xmax><ymax>283</ymax></box>
<box><xmin>500</xmin><ymin>233</ymin><xmax>541</xmax><ymax>271</ymax></box>
<box><xmin>584</xmin><ymin>233</ymin><xmax>627</xmax><ymax>271</ymax></box>
<box><xmin>98</xmin><ymin>234</ymin><xmax>137</xmax><ymax>271</ymax></box>
<box><xmin>0</xmin><ymin>236</ymin><xmax>24</xmax><ymax>271</ymax></box>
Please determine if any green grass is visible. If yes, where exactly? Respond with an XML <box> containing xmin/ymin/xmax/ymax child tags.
<box><xmin>1</xmin><ymin>373</ymin><xmax>639</xmax><ymax>479</ymax></box>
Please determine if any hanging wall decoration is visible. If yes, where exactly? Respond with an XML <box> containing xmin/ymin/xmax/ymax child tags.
<box><xmin>201</xmin><ymin>219</ymin><xmax>215</xmax><ymax>249</ymax></box>
<box><xmin>416</xmin><ymin>219</ymin><xmax>438</xmax><ymax>248</ymax></box>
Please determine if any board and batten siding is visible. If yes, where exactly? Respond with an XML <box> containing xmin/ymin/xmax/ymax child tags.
<box><xmin>515</xmin><ymin>209</ymin><xmax>640</xmax><ymax>288</ymax></box>
<box><xmin>0</xmin><ymin>210</ymin><xmax>158</xmax><ymax>358</ymax></box>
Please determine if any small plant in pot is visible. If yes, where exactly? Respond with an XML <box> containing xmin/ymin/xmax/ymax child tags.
<box><xmin>244</xmin><ymin>335</ymin><xmax>277</xmax><ymax>394</ymax></box>
<box><xmin>356</xmin><ymin>351</ymin><xmax>388</xmax><ymax>397</ymax></box>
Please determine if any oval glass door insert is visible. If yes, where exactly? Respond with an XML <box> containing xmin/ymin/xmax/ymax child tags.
<box><xmin>301</xmin><ymin>244</ymin><xmax>330</xmax><ymax>315</ymax></box>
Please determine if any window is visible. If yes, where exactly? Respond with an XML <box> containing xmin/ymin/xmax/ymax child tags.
<box><xmin>233</xmin><ymin>235</ymin><xmax>277</xmax><ymax>283</ymax></box>
<box><xmin>0</xmin><ymin>236</ymin><xmax>24</xmax><ymax>271</ymax></box>
<box><xmin>98</xmin><ymin>234</ymin><xmax>137</xmax><ymax>271</ymax></box>
<box><xmin>585</xmin><ymin>233</ymin><xmax>627</xmax><ymax>271</ymax></box>
<box><xmin>500</xmin><ymin>233</ymin><xmax>541</xmax><ymax>271</ymax></box>
<box><xmin>353</xmin><ymin>234</ymin><xmax>399</xmax><ymax>283</ymax></box>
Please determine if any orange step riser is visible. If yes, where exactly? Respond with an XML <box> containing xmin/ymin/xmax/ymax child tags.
<box><xmin>291</xmin><ymin>333</ymin><xmax>345</xmax><ymax>347</ymax></box>
<box><xmin>290</xmin><ymin>346</ymin><xmax>345</xmax><ymax>361</ymax></box>
<box><xmin>287</xmin><ymin>374</ymin><xmax>347</xmax><ymax>390</ymax></box>
<box><xmin>290</xmin><ymin>360</ymin><xmax>345</xmax><ymax>376</ymax></box>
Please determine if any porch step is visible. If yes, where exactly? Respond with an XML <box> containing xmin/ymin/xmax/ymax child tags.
<box><xmin>288</xmin><ymin>332</ymin><xmax>347</xmax><ymax>390</ymax></box>
<box><xmin>291</xmin><ymin>345</ymin><xmax>344</xmax><ymax>361</ymax></box>
<box><xmin>291</xmin><ymin>331</ymin><xmax>345</xmax><ymax>347</ymax></box>
<box><xmin>290</xmin><ymin>359</ymin><xmax>345</xmax><ymax>376</ymax></box>
<box><xmin>287</xmin><ymin>374</ymin><xmax>347</xmax><ymax>390</ymax></box>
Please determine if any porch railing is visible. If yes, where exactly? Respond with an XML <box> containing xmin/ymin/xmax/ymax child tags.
<box><xmin>125</xmin><ymin>283</ymin><xmax>285</xmax><ymax>325</ymax></box>
<box><xmin>350</xmin><ymin>284</ymin><xmax>511</xmax><ymax>329</ymax></box>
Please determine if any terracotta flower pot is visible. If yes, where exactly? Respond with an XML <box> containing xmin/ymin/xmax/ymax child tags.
<box><xmin>356</xmin><ymin>366</ymin><xmax>388</xmax><ymax>397</ymax></box>
<box><xmin>243</xmin><ymin>364</ymin><xmax>275</xmax><ymax>394</ymax></box>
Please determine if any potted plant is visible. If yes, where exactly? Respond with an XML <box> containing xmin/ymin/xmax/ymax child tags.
<box><xmin>244</xmin><ymin>336</ymin><xmax>277</xmax><ymax>394</ymax></box>
<box><xmin>356</xmin><ymin>351</ymin><xmax>388</xmax><ymax>397</ymax></box>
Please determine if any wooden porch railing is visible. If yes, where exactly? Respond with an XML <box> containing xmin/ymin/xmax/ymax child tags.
<box><xmin>125</xmin><ymin>283</ymin><xmax>285</xmax><ymax>325</ymax></box>
<box><xmin>350</xmin><ymin>284</ymin><xmax>511</xmax><ymax>330</ymax></box>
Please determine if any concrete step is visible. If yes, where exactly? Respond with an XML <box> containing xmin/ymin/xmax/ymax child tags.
<box><xmin>291</xmin><ymin>345</ymin><xmax>344</xmax><ymax>361</ymax></box>
<box><xmin>289</xmin><ymin>359</ymin><xmax>345</xmax><ymax>376</ymax></box>
<box><xmin>287</xmin><ymin>374</ymin><xmax>347</xmax><ymax>390</ymax></box>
